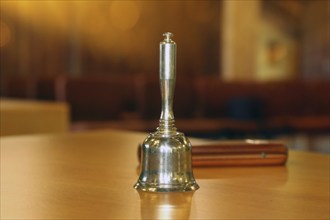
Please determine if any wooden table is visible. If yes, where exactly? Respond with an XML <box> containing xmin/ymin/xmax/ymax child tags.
<box><xmin>1</xmin><ymin>129</ymin><xmax>329</xmax><ymax>219</ymax></box>
<box><xmin>0</xmin><ymin>99</ymin><xmax>69</xmax><ymax>136</ymax></box>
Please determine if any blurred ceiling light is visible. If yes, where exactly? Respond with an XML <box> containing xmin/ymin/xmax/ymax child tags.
<box><xmin>109</xmin><ymin>1</ymin><xmax>140</xmax><ymax>31</ymax></box>
<box><xmin>184</xmin><ymin>1</ymin><xmax>216</xmax><ymax>23</ymax></box>
<box><xmin>3</xmin><ymin>1</ymin><xmax>69</xmax><ymax>35</ymax></box>
<box><xmin>0</xmin><ymin>21</ymin><xmax>12</xmax><ymax>48</ymax></box>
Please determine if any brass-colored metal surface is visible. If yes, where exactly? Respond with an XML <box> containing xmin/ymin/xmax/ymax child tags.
<box><xmin>134</xmin><ymin>33</ymin><xmax>199</xmax><ymax>192</ymax></box>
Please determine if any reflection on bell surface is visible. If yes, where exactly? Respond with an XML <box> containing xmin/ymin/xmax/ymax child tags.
<box><xmin>134</xmin><ymin>32</ymin><xmax>199</xmax><ymax>192</ymax></box>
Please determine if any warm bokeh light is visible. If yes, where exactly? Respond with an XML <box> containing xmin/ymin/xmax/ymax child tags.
<box><xmin>109</xmin><ymin>1</ymin><xmax>140</xmax><ymax>31</ymax></box>
<box><xmin>0</xmin><ymin>1</ymin><xmax>328</xmax><ymax>79</ymax></box>
<box><xmin>0</xmin><ymin>21</ymin><xmax>12</xmax><ymax>48</ymax></box>
<box><xmin>184</xmin><ymin>1</ymin><xmax>217</xmax><ymax>23</ymax></box>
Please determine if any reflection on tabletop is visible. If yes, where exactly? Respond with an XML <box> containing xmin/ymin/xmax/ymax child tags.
<box><xmin>138</xmin><ymin>191</ymin><xmax>195</xmax><ymax>220</ymax></box>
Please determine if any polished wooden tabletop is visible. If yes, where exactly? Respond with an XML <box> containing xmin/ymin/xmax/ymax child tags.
<box><xmin>1</xmin><ymin>129</ymin><xmax>329</xmax><ymax>219</ymax></box>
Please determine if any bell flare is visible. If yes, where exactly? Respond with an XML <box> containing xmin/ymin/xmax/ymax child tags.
<box><xmin>134</xmin><ymin>132</ymin><xmax>199</xmax><ymax>192</ymax></box>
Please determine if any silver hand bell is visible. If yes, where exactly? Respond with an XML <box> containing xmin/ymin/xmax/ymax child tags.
<box><xmin>134</xmin><ymin>32</ymin><xmax>199</xmax><ymax>192</ymax></box>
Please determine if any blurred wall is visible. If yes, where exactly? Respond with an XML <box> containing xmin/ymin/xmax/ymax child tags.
<box><xmin>0</xmin><ymin>0</ymin><xmax>329</xmax><ymax>80</ymax></box>
<box><xmin>256</xmin><ymin>0</ymin><xmax>303</xmax><ymax>81</ymax></box>
<box><xmin>301</xmin><ymin>0</ymin><xmax>330</xmax><ymax>79</ymax></box>
<box><xmin>0</xmin><ymin>1</ymin><xmax>220</xmax><ymax>77</ymax></box>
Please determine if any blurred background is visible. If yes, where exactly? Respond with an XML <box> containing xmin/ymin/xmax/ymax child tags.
<box><xmin>0</xmin><ymin>0</ymin><xmax>329</xmax><ymax>153</ymax></box>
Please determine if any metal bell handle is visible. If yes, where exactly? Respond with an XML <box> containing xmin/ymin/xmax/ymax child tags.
<box><xmin>159</xmin><ymin>32</ymin><xmax>177</xmax><ymax>133</ymax></box>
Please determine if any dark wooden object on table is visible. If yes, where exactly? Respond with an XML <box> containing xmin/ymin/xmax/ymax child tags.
<box><xmin>138</xmin><ymin>140</ymin><xmax>288</xmax><ymax>167</ymax></box>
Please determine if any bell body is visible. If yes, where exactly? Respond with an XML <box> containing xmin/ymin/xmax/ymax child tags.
<box><xmin>134</xmin><ymin>32</ymin><xmax>199</xmax><ymax>192</ymax></box>
<box><xmin>134</xmin><ymin>131</ymin><xmax>199</xmax><ymax>192</ymax></box>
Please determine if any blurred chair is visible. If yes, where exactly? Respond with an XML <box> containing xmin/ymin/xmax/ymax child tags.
<box><xmin>225</xmin><ymin>96</ymin><xmax>264</xmax><ymax>121</ymax></box>
<box><xmin>195</xmin><ymin>78</ymin><xmax>260</xmax><ymax>118</ymax></box>
<box><xmin>36</xmin><ymin>75</ymin><xmax>61</xmax><ymax>100</ymax></box>
<box><xmin>2</xmin><ymin>76</ymin><xmax>37</xmax><ymax>99</ymax></box>
<box><xmin>56</xmin><ymin>76</ymin><xmax>125</xmax><ymax>121</ymax></box>
<box><xmin>135</xmin><ymin>75</ymin><xmax>197</xmax><ymax>120</ymax></box>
